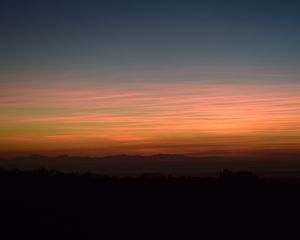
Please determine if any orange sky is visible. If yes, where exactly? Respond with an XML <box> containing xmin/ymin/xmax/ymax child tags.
<box><xmin>1</xmin><ymin>81</ymin><xmax>300</xmax><ymax>157</ymax></box>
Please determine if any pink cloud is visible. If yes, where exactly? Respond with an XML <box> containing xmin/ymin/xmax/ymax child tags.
<box><xmin>1</xmin><ymin>81</ymin><xmax>300</xmax><ymax>154</ymax></box>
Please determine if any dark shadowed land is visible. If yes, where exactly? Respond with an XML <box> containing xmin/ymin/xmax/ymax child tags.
<box><xmin>1</xmin><ymin>164</ymin><xmax>300</xmax><ymax>239</ymax></box>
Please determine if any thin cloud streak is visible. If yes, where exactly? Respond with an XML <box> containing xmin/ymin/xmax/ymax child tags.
<box><xmin>1</xmin><ymin>82</ymin><xmax>300</xmax><ymax>155</ymax></box>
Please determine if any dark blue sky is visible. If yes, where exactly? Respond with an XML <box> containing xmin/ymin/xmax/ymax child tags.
<box><xmin>1</xmin><ymin>0</ymin><xmax>300</xmax><ymax>74</ymax></box>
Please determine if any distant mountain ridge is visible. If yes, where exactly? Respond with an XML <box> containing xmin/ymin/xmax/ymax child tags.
<box><xmin>0</xmin><ymin>152</ymin><xmax>300</xmax><ymax>177</ymax></box>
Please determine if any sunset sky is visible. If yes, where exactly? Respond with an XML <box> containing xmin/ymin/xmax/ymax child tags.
<box><xmin>1</xmin><ymin>0</ymin><xmax>300</xmax><ymax>157</ymax></box>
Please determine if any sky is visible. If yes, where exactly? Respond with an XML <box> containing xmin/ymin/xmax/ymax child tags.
<box><xmin>0</xmin><ymin>0</ymin><xmax>300</xmax><ymax>157</ymax></box>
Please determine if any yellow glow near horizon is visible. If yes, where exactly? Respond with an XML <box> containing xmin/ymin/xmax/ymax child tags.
<box><xmin>1</xmin><ymin>81</ymin><xmax>300</xmax><ymax>156</ymax></box>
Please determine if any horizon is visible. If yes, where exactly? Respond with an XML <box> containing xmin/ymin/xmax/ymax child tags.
<box><xmin>1</xmin><ymin>151</ymin><xmax>300</xmax><ymax>178</ymax></box>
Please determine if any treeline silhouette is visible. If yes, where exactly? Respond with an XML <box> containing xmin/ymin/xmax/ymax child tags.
<box><xmin>0</xmin><ymin>168</ymin><xmax>299</xmax><ymax>239</ymax></box>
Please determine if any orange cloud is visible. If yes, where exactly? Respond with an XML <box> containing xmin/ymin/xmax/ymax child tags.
<box><xmin>0</xmin><ymin>81</ymin><xmax>300</xmax><ymax>156</ymax></box>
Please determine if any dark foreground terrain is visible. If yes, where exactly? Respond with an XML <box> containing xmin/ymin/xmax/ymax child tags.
<box><xmin>1</xmin><ymin>168</ymin><xmax>300</xmax><ymax>239</ymax></box>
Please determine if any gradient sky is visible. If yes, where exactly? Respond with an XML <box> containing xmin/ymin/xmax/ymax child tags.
<box><xmin>1</xmin><ymin>0</ymin><xmax>300</xmax><ymax>157</ymax></box>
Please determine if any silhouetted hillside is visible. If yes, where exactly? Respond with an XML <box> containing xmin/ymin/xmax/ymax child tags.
<box><xmin>0</xmin><ymin>168</ymin><xmax>300</xmax><ymax>239</ymax></box>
